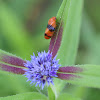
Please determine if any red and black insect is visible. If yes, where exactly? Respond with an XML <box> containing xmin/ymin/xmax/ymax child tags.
<box><xmin>44</xmin><ymin>17</ymin><xmax>56</xmax><ymax>39</ymax></box>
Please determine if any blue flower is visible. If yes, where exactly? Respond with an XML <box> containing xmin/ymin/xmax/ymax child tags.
<box><xmin>24</xmin><ymin>51</ymin><xmax>60</xmax><ymax>89</ymax></box>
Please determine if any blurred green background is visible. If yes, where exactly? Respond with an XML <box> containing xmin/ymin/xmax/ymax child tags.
<box><xmin>0</xmin><ymin>0</ymin><xmax>100</xmax><ymax>100</ymax></box>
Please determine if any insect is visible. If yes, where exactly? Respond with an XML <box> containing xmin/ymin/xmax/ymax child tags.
<box><xmin>44</xmin><ymin>17</ymin><xmax>56</xmax><ymax>39</ymax></box>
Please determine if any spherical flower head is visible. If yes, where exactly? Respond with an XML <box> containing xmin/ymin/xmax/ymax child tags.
<box><xmin>24</xmin><ymin>51</ymin><xmax>60</xmax><ymax>89</ymax></box>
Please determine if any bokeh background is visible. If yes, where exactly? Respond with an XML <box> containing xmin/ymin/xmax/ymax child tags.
<box><xmin>0</xmin><ymin>0</ymin><xmax>100</xmax><ymax>100</ymax></box>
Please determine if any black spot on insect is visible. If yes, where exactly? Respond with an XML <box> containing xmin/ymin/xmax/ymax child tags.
<box><xmin>47</xmin><ymin>24</ymin><xmax>55</xmax><ymax>32</ymax></box>
<box><xmin>44</xmin><ymin>33</ymin><xmax>52</xmax><ymax>38</ymax></box>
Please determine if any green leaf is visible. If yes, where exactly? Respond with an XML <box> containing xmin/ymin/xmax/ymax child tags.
<box><xmin>48</xmin><ymin>86</ymin><xmax>55</xmax><ymax>100</ymax></box>
<box><xmin>0</xmin><ymin>49</ymin><xmax>25</xmax><ymax>66</ymax></box>
<box><xmin>71</xmin><ymin>65</ymin><xmax>100</xmax><ymax>88</ymax></box>
<box><xmin>50</xmin><ymin>0</ymin><xmax>83</xmax><ymax>97</ymax></box>
<box><xmin>57</xmin><ymin>0</ymin><xmax>83</xmax><ymax>66</ymax></box>
<box><xmin>67</xmin><ymin>74</ymin><xmax>100</xmax><ymax>89</ymax></box>
<box><xmin>0</xmin><ymin>49</ymin><xmax>19</xmax><ymax>59</ymax></box>
<box><xmin>0</xmin><ymin>70</ymin><xmax>38</xmax><ymax>96</ymax></box>
<box><xmin>58</xmin><ymin>65</ymin><xmax>100</xmax><ymax>88</ymax></box>
<box><xmin>0</xmin><ymin>92</ymin><xmax>47</xmax><ymax>100</ymax></box>
<box><xmin>57</xmin><ymin>93</ymin><xmax>81</xmax><ymax>100</ymax></box>
<box><xmin>0</xmin><ymin>49</ymin><xmax>25</xmax><ymax>74</ymax></box>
